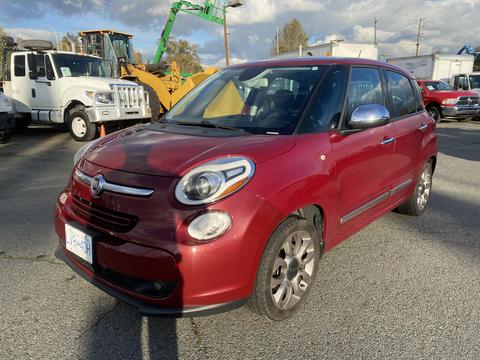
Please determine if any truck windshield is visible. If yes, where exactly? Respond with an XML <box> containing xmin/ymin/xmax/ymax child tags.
<box><xmin>165</xmin><ymin>65</ymin><xmax>327</xmax><ymax>135</ymax></box>
<box><xmin>423</xmin><ymin>81</ymin><xmax>453</xmax><ymax>91</ymax></box>
<box><xmin>470</xmin><ymin>75</ymin><xmax>480</xmax><ymax>89</ymax></box>
<box><xmin>51</xmin><ymin>54</ymin><xmax>108</xmax><ymax>78</ymax></box>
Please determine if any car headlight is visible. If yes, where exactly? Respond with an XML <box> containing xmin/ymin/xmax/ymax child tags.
<box><xmin>73</xmin><ymin>137</ymin><xmax>103</xmax><ymax>165</ymax></box>
<box><xmin>175</xmin><ymin>157</ymin><xmax>255</xmax><ymax>205</ymax></box>
<box><xmin>442</xmin><ymin>98</ymin><xmax>457</xmax><ymax>105</ymax></box>
<box><xmin>187</xmin><ymin>211</ymin><xmax>232</xmax><ymax>241</ymax></box>
<box><xmin>95</xmin><ymin>91</ymin><xmax>115</xmax><ymax>105</ymax></box>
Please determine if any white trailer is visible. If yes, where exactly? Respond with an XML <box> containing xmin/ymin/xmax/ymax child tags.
<box><xmin>387</xmin><ymin>54</ymin><xmax>474</xmax><ymax>82</ymax></box>
<box><xmin>272</xmin><ymin>40</ymin><xmax>379</xmax><ymax>60</ymax></box>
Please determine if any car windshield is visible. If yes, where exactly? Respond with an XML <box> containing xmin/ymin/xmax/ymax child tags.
<box><xmin>423</xmin><ymin>81</ymin><xmax>453</xmax><ymax>91</ymax></box>
<box><xmin>470</xmin><ymin>75</ymin><xmax>480</xmax><ymax>89</ymax></box>
<box><xmin>51</xmin><ymin>54</ymin><xmax>108</xmax><ymax>78</ymax></box>
<box><xmin>165</xmin><ymin>65</ymin><xmax>327</xmax><ymax>135</ymax></box>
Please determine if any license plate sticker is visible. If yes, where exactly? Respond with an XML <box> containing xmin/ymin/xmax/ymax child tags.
<box><xmin>65</xmin><ymin>224</ymin><xmax>93</xmax><ymax>264</ymax></box>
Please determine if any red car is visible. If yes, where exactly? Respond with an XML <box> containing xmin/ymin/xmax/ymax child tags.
<box><xmin>417</xmin><ymin>79</ymin><xmax>479</xmax><ymax>122</ymax></box>
<box><xmin>55</xmin><ymin>58</ymin><xmax>437</xmax><ymax>321</ymax></box>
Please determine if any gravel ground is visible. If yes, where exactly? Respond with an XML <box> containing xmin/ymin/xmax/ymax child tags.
<box><xmin>0</xmin><ymin>121</ymin><xmax>479</xmax><ymax>359</ymax></box>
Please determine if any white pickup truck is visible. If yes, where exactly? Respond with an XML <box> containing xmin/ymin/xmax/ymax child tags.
<box><xmin>0</xmin><ymin>91</ymin><xmax>14</xmax><ymax>143</ymax></box>
<box><xmin>1</xmin><ymin>40</ymin><xmax>151</xmax><ymax>141</ymax></box>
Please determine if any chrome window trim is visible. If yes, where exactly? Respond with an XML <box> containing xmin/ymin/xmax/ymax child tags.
<box><xmin>74</xmin><ymin>169</ymin><xmax>154</xmax><ymax>197</ymax></box>
<box><xmin>340</xmin><ymin>178</ymin><xmax>413</xmax><ymax>224</ymax></box>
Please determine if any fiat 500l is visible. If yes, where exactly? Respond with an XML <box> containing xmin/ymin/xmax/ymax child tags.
<box><xmin>55</xmin><ymin>58</ymin><xmax>437</xmax><ymax>321</ymax></box>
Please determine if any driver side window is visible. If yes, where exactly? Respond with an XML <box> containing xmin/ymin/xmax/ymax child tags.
<box><xmin>346</xmin><ymin>67</ymin><xmax>384</xmax><ymax>119</ymax></box>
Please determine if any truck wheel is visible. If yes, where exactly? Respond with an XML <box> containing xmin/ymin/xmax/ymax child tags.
<box><xmin>247</xmin><ymin>217</ymin><xmax>320</xmax><ymax>321</ymax></box>
<box><xmin>68</xmin><ymin>108</ymin><xmax>97</xmax><ymax>142</ymax></box>
<box><xmin>426</xmin><ymin>105</ymin><xmax>441</xmax><ymax>123</ymax></box>
<box><xmin>138</xmin><ymin>81</ymin><xmax>162</xmax><ymax>121</ymax></box>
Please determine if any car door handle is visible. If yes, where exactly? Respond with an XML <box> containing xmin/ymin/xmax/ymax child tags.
<box><xmin>381</xmin><ymin>137</ymin><xmax>395</xmax><ymax>145</ymax></box>
<box><xmin>418</xmin><ymin>123</ymin><xmax>428</xmax><ymax>131</ymax></box>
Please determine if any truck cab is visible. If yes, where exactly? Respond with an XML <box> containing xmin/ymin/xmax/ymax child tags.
<box><xmin>1</xmin><ymin>39</ymin><xmax>151</xmax><ymax>141</ymax></box>
<box><xmin>452</xmin><ymin>73</ymin><xmax>480</xmax><ymax>95</ymax></box>
<box><xmin>417</xmin><ymin>79</ymin><xmax>479</xmax><ymax>122</ymax></box>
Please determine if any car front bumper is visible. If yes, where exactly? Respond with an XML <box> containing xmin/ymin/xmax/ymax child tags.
<box><xmin>54</xmin><ymin>164</ymin><xmax>285</xmax><ymax>316</ymax></box>
<box><xmin>87</xmin><ymin>105</ymin><xmax>152</xmax><ymax>123</ymax></box>
<box><xmin>441</xmin><ymin>105</ymin><xmax>480</xmax><ymax>118</ymax></box>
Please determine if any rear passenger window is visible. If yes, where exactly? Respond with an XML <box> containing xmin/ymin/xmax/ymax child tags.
<box><xmin>347</xmin><ymin>67</ymin><xmax>384</xmax><ymax>116</ymax></box>
<box><xmin>14</xmin><ymin>55</ymin><xmax>26</xmax><ymax>77</ymax></box>
<box><xmin>385</xmin><ymin>71</ymin><xmax>417</xmax><ymax>117</ymax></box>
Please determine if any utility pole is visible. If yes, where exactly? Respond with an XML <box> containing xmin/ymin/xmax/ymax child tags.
<box><xmin>374</xmin><ymin>18</ymin><xmax>378</xmax><ymax>45</ymax></box>
<box><xmin>416</xmin><ymin>18</ymin><xmax>424</xmax><ymax>56</ymax></box>
<box><xmin>223</xmin><ymin>8</ymin><xmax>230</xmax><ymax>66</ymax></box>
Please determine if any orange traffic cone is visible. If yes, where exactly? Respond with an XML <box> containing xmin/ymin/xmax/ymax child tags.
<box><xmin>99</xmin><ymin>124</ymin><xmax>106</xmax><ymax>137</ymax></box>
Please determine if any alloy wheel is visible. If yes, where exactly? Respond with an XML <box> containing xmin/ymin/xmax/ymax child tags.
<box><xmin>270</xmin><ymin>230</ymin><xmax>316</xmax><ymax>310</ymax></box>
<box><xmin>416</xmin><ymin>166</ymin><xmax>432</xmax><ymax>210</ymax></box>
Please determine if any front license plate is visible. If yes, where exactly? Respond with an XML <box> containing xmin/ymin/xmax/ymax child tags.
<box><xmin>65</xmin><ymin>223</ymin><xmax>93</xmax><ymax>264</ymax></box>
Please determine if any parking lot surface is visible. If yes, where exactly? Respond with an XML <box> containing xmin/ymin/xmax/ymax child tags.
<box><xmin>1</xmin><ymin>121</ymin><xmax>479</xmax><ymax>359</ymax></box>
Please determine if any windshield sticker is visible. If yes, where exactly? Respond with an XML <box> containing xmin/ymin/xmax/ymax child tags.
<box><xmin>312</xmin><ymin>66</ymin><xmax>319</xmax><ymax>70</ymax></box>
<box><xmin>60</xmin><ymin>67</ymin><xmax>72</xmax><ymax>77</ymax></box>
<box><xmin>427</xmin><ymin>86</ymin><xmax>435</xmax><ymax>91</ymax></box>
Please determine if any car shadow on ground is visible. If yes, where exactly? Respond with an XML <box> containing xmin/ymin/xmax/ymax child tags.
<box><xmin>436</xmin><ymin>121</ymin><xmax>480</xmax><ymax>162</ymax></box>
<box><xmin>83</xmin><ymin>301</ymin><xmax>178</xmax><ymax>360</ymax></box>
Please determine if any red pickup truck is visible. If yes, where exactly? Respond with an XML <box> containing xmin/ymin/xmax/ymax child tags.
<box><xmin>417</xmin><ymin>80</ymin><xmax>479</xmax><ymax>123</ymax></box>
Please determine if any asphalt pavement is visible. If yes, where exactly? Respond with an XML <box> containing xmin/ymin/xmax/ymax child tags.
<box><xmin>1</xmin><ymin>121</ymin><xmax>479</xmax><ymax>359</ymax></box>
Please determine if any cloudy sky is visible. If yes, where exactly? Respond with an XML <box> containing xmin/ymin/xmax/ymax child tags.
<box><xmin>0</xmin><ymin>0</ymin><xmax>479</xmax><ymax>66</ymax></box>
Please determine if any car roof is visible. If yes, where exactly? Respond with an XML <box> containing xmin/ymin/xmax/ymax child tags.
<box><xmin>229</xmin><ymin>57</ymin><xmax>415</xmax><ymax>79</ymax></box>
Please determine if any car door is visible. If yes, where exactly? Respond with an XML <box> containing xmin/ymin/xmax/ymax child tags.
<box><xmin>332</xmin><ymin>67</ymin><xmax>396</xmax><ymax>240</ymax></box>
<box><xmin>9</xmin><ymin>54</ymin><xmax>31</xmax><ymax>112</ymax></box>
<box><xmin>31</xmin><ymin>54</ymin><xmax>60</xmax><ymax>111</ymax></box>
<box><xmin>384</xmin><ymin>70</ymin><xmax>434</xmax><ymax>203</ymax></box>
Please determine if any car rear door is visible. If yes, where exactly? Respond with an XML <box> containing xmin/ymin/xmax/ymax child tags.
<box><xmin>383</xmin><ymin>69</ymin><xmax>434</xmax><ymax>204</ymax></box>
<box><xmin>332</xmin><ymin>67</ymin><xmax>396</xmax><ymax>241</ymax></box>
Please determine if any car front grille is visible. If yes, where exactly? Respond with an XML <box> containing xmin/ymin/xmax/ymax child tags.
<box><xmin>69</xmin><ymin>195</ymin><xmax>138</xmax><ymax>233</ymax></box>
<box><xmin>114</xmin><ymin>86</ymin><xmax>143</xmax><ymax>109</ymax></box>
<box><xmin>456</xmin><ymin>96</ymin><xmax>479</xmax><ymax>106</ymax></box>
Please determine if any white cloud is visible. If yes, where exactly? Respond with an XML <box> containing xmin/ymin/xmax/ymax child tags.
<box><xmin>5</xmin><ymin>28</ymin><xmax>60</xmax><ymax>46</ymax></box>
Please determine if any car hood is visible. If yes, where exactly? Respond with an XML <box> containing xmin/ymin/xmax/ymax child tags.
<box><xmin>84</xmin><ymin>125</ymin><xmax>296</xmax><ymax>177</ymax></box>
<box><xmin>58</xmin><ymin>76</ymin><xmax>138</xmax><ymax>91</ymax></box>
<box><xmin>434</xmin><ymin>90</ymin><xmax>478</xmax><ymax>98</ymax></box>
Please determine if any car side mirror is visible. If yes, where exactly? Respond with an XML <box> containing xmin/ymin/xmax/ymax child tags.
<box><xmin>27</xmin><ymin>53</ymin><xmax>38</xmax><ymax>80</ymax></box>
<box><xmin>349</xmin><ymin>104</ymin><xmax>390</xmax><ymax>130</ymax></box>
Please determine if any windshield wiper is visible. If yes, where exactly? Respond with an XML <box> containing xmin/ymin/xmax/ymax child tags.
<box><xmin>174</xmin><ymin>120</ymin><xmax>245</xmax><ymax>132</ymax></box>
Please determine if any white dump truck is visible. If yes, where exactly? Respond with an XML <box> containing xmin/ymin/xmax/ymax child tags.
<box><xmin>0</xmin><ymin>91</ymin><xmax>14</xmax><ymax>143</ymax></box>
<box><xmin>1</xmin><ymin>39</ymin><xmax>151</xmax><ymax>141</ymax></box>
<box><xmin>387</xmin><ymin>54</ymin><xmax>474</xmax><ymax>82</ymax></box>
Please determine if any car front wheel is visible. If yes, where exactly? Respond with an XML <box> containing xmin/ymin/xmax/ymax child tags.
<box><xmin>426</xmin><ymin>105</ymin><xmax>441</xmax><ymax>123</ymax></box>
<box><xmin>248</xmin><ymin>217</ymin><xmax>320</xmax><ymax>321</ymax></box>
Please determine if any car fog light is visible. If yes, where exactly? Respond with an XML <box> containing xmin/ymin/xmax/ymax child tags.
<box><xmin>187</xmin><ymin>211</ymin><xmax>232</xmax><ymax>241</ymax></box>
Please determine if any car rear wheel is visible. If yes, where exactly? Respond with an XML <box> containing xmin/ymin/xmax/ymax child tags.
<box><xmin>426</xmin><ymin>105</ymin><xmax>441</xmax><ymax>123</ymax></box>
<box><xmin>68</xmin><ymin>107</ymin><xmax>97</xmax><ymax>142</ymax></box>
<box><xmin>248</xmin><ymin>217</ymin><xmax>320</xmax><ymax>321</ymax></box>
<box><xmin>396</xmin><ymin>161</ymin><xmax>433</xmax><ymax>216</ymax></box>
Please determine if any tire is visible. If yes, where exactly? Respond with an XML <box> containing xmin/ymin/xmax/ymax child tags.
<box><xmin>68</xmin><ymin>106</ymin><xmax>97</xmax><ymax>142</ymax></box>
<box><xmin>0</xmin><ymin>128</ymin><xmax>11</xmax><ymax>143</ymax></box>
<box><xmin>396</xmin><ymin>161</ymin><xmax>433</xmax><ymax>216</ymax></box>
<box><xmin>426</xmin><ymin>105</ymin><xmax>441</xmax><ymax>123</ymax></box>
<box><xmin>137</xmin><ymin>81</ymin><xmax>162</xmax><ymax>121</ymax></box>
<box><xmin>248</xmin><ymin>217</ymin><xmax>321</xmax><ymax>321</ymax></box>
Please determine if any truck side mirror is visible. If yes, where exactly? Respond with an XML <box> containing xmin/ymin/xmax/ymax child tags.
<box><xmin>27</xmin><ymin>53</ymin><xmax>38</xmax><ymax>80</ymax></box>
